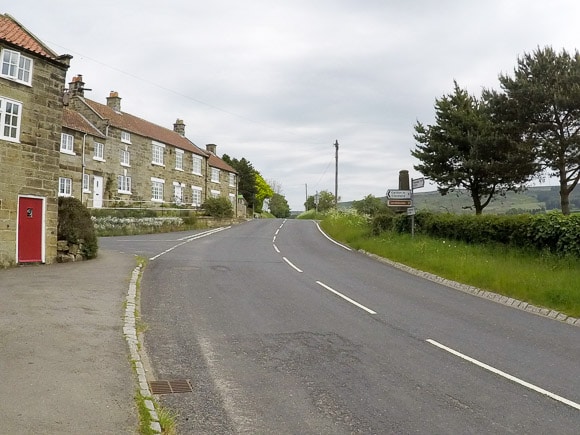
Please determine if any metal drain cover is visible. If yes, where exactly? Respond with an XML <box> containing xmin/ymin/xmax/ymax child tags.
<box><xmin>149</xmin><ymin>379</ymin><xmax>193</xmax><ymax>395</ymax></box>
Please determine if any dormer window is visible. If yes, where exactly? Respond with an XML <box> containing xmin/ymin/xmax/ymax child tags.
<box><xmin>1</xmin><ymin>49</ymin><xmax>33</xmax><ymax>85</ymax></box>
<box><xmin>121</xmin><ymin>131</ymin><xmax>131</xmax><ymax>144</ymax></box>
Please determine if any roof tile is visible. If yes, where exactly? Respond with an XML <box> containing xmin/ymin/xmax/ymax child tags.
<box><xmin>0</xmin><ymin>14</ymin><xmax>59</xmax><ymax>60</ymax></box>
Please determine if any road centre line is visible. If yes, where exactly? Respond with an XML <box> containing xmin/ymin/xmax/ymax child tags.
<box><xmin>283</xmin><ymin>257</ymin><xmax>303</xmax><ymax>273</ymax></box>
<box><xmin>273</xmin><ymin>244</ymin><xmax>280</xmax><ymax>253</ymax></box>
<box><xmin>315</xmin><ymin>222</ymin><xmax>352</xmax><ymax>251</ymax></box>
<box><xmin>150</xmin><ymin>227</ymin><xmax>230</xmax><ymax>260</ymax></box>
<box><xmin>316</xmin><ymin>281</ymin><xmax>377</xmax><ymax>315</ymax></box>
<box><xmin>426</xmin><ymin>339</ymin><xmax>580</xmax><ymax>411</ymax></box>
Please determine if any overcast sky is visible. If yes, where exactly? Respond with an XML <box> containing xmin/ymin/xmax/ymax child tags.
<box><xmin>5</xmin><ymin>1</ymin><xmax>580</xmax><ymax>210</ymax></box>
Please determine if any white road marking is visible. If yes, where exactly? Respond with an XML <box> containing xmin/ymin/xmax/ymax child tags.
<box><xmin>316</xmin><ymin>281</ymin><xmax>377</xmax><ymax>314</ymax></box>
<box><xmin>315</xmin><ymin>222</ymin><xmax>351</xmax><ymax>251</ymax></box>
<box><xmin>149</xmin><ymin>227</ymin><xmax>230</xmax><ymax>260</ymax></box>
<box><xmin>283</xmin><ymin>257</ymin><xmax>303</xmax><ymax>273</ymax></box>
<box><xmin>426</xmin><ymin>339</ymin><xmax>580</xmax><ymax>411</ymax></box>
<box><xmin>275</xmin><ymin>228</ymin><xmax>280</xmax><ymax>235</ymax></box>
<box><xmin>273</xmin><ymin>244</ymin><xmax>280</xmax><ymax>253</ymax></box>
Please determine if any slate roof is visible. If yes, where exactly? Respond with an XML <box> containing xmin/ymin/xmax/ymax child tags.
<box><xmin>62</xmin><ymin>108</ymin><xmax>106</xmax><ymax>138</ymax></box>
<box><xmin>81</xmin><ymin>97</ymin><xmax>208</xmax><ymax>157</ymax></box>
<box><xmin>0</xmin><ymin>14</ymin><xmax>60</xmax><ymax>60</ymax></box>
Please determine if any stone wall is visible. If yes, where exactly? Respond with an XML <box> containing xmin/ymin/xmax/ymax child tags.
<box><xmin>0</xmin><ymin>44</ymin><xmax>70</xmax><ymax>267</ymax></box>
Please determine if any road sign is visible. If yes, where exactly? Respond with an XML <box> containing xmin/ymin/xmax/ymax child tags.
<box><xmin>412</xmin><ymin>177</ymin><xmax>425</xmax><ymax>189</ymax></box>
<box><xmin>387</xmin><ymin>199</ymin><xmax>412</xmax><ymax>207</ymax></box>
<box><xmin>407</xmin><ymin>207</ymin><xmax>416</xmax><ymax>216</ymax></box>
<box><xmin>386</xmin><ymin>189</ymin><xmax>412</xmax><ymax>199</ymax></box>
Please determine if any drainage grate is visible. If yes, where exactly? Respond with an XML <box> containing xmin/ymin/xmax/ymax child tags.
<box><xmin>149</xmin><ymin>379</ymin><xmax>193</xmax><ymax>395</ymax></box>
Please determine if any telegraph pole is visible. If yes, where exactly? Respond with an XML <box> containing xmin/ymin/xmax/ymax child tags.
<box><xmin>334</xmin><ymin>140</ymin><xmax>339</xmax><ymax>208</ymax></box>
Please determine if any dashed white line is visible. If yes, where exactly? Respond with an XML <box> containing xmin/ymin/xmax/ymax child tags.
<box><xmin>273</xmin><ymin>244</ymin><xmax>280</xmax><ymax>253</ymax></box>
<box><xmin>283</xmin><ymin>257</ymin><xmax>303</xmax><ymax>273</ymax></box>
<box><xmin>316</xmin><ymin>281</ymin><xmax>376</xmax><ymax>314</ymax></box>
<box><xmin>426</xmin><ymin>339</ymin><xmax>580</xmax><ymax>411</ymax></box>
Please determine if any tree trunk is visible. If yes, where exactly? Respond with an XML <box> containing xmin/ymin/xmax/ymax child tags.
<box><xmin>560</xmin><ymin>183</ymin><xmax>570</xmax><ymax>215</ymax></box>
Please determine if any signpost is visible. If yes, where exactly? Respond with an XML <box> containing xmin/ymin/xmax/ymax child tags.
<box><xmin>386</xmin><ymin>174</ymin><xmax>426</xmax><ymax>237</ymax></box>
<box><xmin>387</xmin><ymin>199</ymin><xmax>412</xmax><ymax>207</ymax></box>
<box><xmin>386</xmin><ymin>189</ymin><xmax>412</xmax><ymax>199</ymax></box>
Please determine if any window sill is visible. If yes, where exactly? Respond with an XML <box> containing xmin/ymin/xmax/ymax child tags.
<box><xmin>60</xmin><ymin>150</ymin><xmax>76</xmax><ymax>156</ymax></box>
<box><xmin>151</xmin><ymin>162</ymin><xmax>165</xmax><ymax>167</ymax></box>
<box><xmin>118</xmin><ymin>190</ymin><xmax>132</xmax><ymax>195</ymax></box>
<box><xmin>120</xmin><ymin>163</ymin><xmax>131</xmax><ymax>167</ymax></box>
<box><xmin>93</xmin><ymin>157</ymin><xmax>106</xmax><ymax>162</ymax></box>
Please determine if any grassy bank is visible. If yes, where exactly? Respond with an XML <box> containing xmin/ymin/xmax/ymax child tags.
<box><xmin>320</xmin><ymin>212</ymin><xmax>580</xmax><ymax>318</ymax></box>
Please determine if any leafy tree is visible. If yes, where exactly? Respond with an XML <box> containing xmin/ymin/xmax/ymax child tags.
<box><xmin>254</xmin><ymin>172</ymin><xmax>274</xmax><ymax>213</ymax></box>
<box><xmin>305</xmin><ymin>190</ymin><xmax>336</xmax><ymax>213</ymax></box>
<box><xmin>352</xmin><ymin>194</ymin><xmax>387</xmax><ymax>216</ymax></box>
<box><xmin>222</xmin><ymin>155</ymin><xmax>257</xmax><ymax>210</ymax></box>
<box><xmin>498</xmin><ymin>46</ymin><xmax>580</xmax><ymax>215</ymax></box>
<box><xmin>269</xmin><ymin>193</ymin><xmax>291</xmax><ymax>218</ymax></box>
<box><xmin>412</xmin><ymin>82</ymin><xmax>537</xmax><ymax>214</ymax></box>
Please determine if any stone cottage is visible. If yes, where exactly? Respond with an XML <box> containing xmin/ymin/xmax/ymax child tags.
<box><xmin>63</xmin><ymin>75</ymin><xmax>239</xmax><ymax>213</ymax></box>
<box><xmin>0</xmin><ymin>14</ymin><xmax>71</xmax><ymax>267</ymax></box>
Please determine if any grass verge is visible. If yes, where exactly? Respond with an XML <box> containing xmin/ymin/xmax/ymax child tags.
<box><xmin>321</xmin><ymin>212</ymin><xmax>580</xmax><ymax>318</ymax></box>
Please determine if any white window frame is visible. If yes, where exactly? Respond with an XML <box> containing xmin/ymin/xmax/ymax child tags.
<box><xmin>192</xmin><ymin>154</ymin><xmax>202</xmax><ymax>175</ymax></box>
<box><xmin>229</xmin><ymin>193</ymin><xmax>236</xmax><ymax>206</ymax></box>
<box><xmin>118</xmin><ymin>170</ymin><xmax>132</xmax><ymax>194</ymax></box>
<box><xmin>120</xmin><ymin>147</ymin><xmax>130</xmax><ymax>167</ymax></box>
<box><xmin>152</xmin><ymin>141</ymin><xmax>165</xmax><ymax>166</ymax></box>
<box><xmin>121</xmin><ymin>131</ymin><xmax>131</xmax><ymax>144</ymax></box>
<box><xmin>151</xmin><ymin>177</ymin><xmax>165</xmax><ymax>202</ymax></box>
<box><xmin>93</xmin><ymin>142</ymin><xmax>105</xmax><ymax>161</ymax></box>
<box><xmin>192</xmin><ymin>185</ymin><xmax>202</xmax><ymax>207</ymax></box>
<box><xmin>229</xmin><ymin>173</ymin><xmax>236</xmax><ymax>187</ymax></box>
<box><xmin>175</xmin><ymin>149</ymin><xmax>184</xmax><ymax>171</ymax></box>
<box><xmin>1</xmin><ymin>49</ymin><xmax>33</xmax><ymax>85</ymax></box>
<box><xmin>0</xmin><ymin>97</ymin><xmax>22</xmax><ymax>142</ymax></box>
<box><xmin>60</xmin><ymin>133</ymin><xmax>75</xmax><ymax>154</ymax></box>
<box><xmin>58</xmin><ymin>177</ymin><xmax>72</xmax><ymax>197</ymax></box>
<box><xmin>211</xmin><ymin>167</ymin><xmax>220</xmax><ymax>183</ymax></box>
<box><xmin>173</xmin><ymin>181</ymin><xmax>185</xmax><ymax>204</ymax></box>
<box><xmin>210</xmin><ymin>189</ymin><xmax>221</xmax><ymax>198</ymax></box>
<box><xmin>83</xmin><ymin>174</ymin><xmax>91</xmax><ymax>193</ymax></box>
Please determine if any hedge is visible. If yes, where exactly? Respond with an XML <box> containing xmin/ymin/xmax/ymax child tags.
<box><xmin>372</xmin><ymin>211</ymin><xmax>580</xmax><ymax>257</ymax></box>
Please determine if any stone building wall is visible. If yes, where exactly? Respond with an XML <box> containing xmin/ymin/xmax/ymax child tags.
<box><xmin>0</xmin><ymin>39</ymin><xmax>70</xmax><ymax>267</ymax></box>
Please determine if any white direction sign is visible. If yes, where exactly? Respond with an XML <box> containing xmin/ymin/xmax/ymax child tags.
<box><xmin>412</xmin><ymin>177</ymin><xmax>425</xmax><ymax>189</ymax></box>
<box><xmin>386</xmin><ymin>189</ymin><xmax>412</xmax><ymax>199</ymax></box>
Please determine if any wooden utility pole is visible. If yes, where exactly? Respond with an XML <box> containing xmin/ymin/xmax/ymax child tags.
<box><xmin>334</xmin><ymin>140</ymin><xmax>339</xmax><ymax>208</ymax></box>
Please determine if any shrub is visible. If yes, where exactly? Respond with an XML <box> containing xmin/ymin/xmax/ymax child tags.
<box><xmin>58</xmin><ymin>197</ymin><xmax>98</xmax><ymax>259</ymax></box>
<box><xmin>202</xmin><ymin>197</ymin><xmax>233</xmax><ymax>218</ymax></box>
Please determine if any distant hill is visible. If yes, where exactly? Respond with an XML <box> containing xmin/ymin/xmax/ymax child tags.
<box><xmin>340</xmin><ymin>186</ymin><xmax>580</xmax><ymax>214</ymax></box>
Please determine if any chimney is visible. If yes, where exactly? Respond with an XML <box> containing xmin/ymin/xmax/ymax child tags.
<box><xmin>173</xmin><ymin>119</ymin><xmax>186</xmax><ymax>136</ymax></box>
<box><xmin>206</xmin><ymin>144</ymin><xmax>217</xmax><ymax>155</ymax></box>
<box><xmin>69</xmin><ymin>74</ymin><xmax>85</xmax><ymax>97</ymax></box>
<box><xmin>106</xmin><ymin>91</ymin><xmax>122</xmax><ymax>112</ymax></box>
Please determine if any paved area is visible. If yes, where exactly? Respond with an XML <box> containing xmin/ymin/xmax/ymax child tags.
<box><xmin>0</xmin><ymin>250</ymin><xmax>137</xmax><ymax>434</ymax></box>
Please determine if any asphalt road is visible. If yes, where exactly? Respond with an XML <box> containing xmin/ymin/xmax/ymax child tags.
<box><xmin>101</xmin><ymin>219</ymin><xmax>580</xmax><ymax>434</ymax></box>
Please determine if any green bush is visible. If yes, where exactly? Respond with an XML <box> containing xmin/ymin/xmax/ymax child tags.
<box><xmin>383</xmin><ymin>210</ymin><xmax>580</xmax><ymax>257</ymax></box>
<box><xmin>202</xmin><ymin>197</ymin><xmax>233</xmax><ymax>218</ymax></box>
<box><xmin>58</xmin><ymin>197</ymin><xmax>98</xmax><ymax>259</ymax></box>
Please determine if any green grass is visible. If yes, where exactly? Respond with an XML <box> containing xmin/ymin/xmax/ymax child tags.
<box><xmin>321</xmin><ymin>212</ymin><xmax>580</xmax><ymax>318</ymax></box>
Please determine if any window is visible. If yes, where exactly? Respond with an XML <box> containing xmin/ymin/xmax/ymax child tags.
<box><xmin>173</xmin><ymin>182</ymin><xmax>184</xmax><ymax>204</ymax></box>
<box><xmin>58</xmin><ymin>177</ymin><xmax>72</xmax><ymax>197</ymax></box>
<box><xmin>229</xmin><ymin>193</ymin><xmax>236</xmax><ymax>206</ymax></box>
<box><xmin>1</xmin><ymin>49</ymin><xmax>33</xmax><ymax>85</ymax></box>
<box><xmin>192</xmin><ymin>186</ymin><xmax>202</xmax><ymax>207</ymax></box>
<box><xmin>118</xmin><ymin>171</ymin><xmax>132</xmax><ymax>194</ymax></box>
<box><xmin>211</xmin><ymin>189</ymin><xmax>220</xmax><ymax>198</ymax></box>
<box><xmin>120</xmin><ymin>147</ymin><xmax>130</xmax><ymax>166</ymax></box>
<box><xmin>151</xmin><ymin>177</ymin><xmax>164</xmax><ymax>202</ymax></box>
<box><xmin>121</xmin><ymin>131</ymin><xmax>131</xmax><ymax>144</ymax></box>
<box><xmin>211</xmin><ymin>167</ymin><xmax>220</xmax><ymax>183</ymax></box>
<box><xmin>0</xmin><ymin>97</ymin><xmax>22</xmax><ymax>141</ymax></box>
<box><xmin>60</xmin><ymin>133</ymin><xmax>74</xmax><ymax>154</ymax></box>
<box><xmin>229</xmin><ymin>173</ymin><xmax>236</xmax><ymax>187</ymax></box>
<box><xmin>83</xmin><ymin>174</ymin><xmax>90</xmax><ymax>192</ymax></box>
<box><xmin>93</xmin><ymin>142</ymin><xmax>105</xmax><ymax>161</ymax></box>
<box><xmin>192</xmin><ymin>155</ymin><xmax>202</xmax><ymax>175</ymax></box>
<box><xmin>152</xmin><ymin>141</ymin><xmax>165</xmax><ymax>166</ymax></box>
<box><xmin>175</xmin><ymin>149</ymin><xmax>183</xmax><ymax>170</ymax></box>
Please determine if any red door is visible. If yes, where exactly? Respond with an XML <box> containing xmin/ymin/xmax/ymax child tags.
<box><xmin>18</xmin><ymin>197</ymin><xmax>44</xmax><ymax>263</ymax></box>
